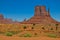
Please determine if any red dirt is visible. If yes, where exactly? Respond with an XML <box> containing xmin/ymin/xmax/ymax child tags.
<box><xmin>0</xmin><ymin>35</ymin><xmax>60</xmax><ymax>40</ymax></box>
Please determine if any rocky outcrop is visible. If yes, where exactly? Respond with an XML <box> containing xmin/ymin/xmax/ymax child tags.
<box><xmin>21</xmin><ymin>6</ymin><xmax>59</xmax><ymax>24</ymax></box>
<box><xmin>0</xmin><ymin>6</ymin><xmax>60</xmax><ymax>24</ymax></box>
<box><xmin>0</xmin><ymin>14</ymin><xmax>19</xmax><ymax>24</ymax></box>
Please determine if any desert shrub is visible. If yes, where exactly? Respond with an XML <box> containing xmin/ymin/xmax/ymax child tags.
<box><xmin>34</xmin><ymin>33</ymin><xmax>38</xmax><ymax>37</ymax></box>
<box><xmin>23</xmin><ymin>33</ymin><xmax>32</xmax><ymax>37</ymax></box>
<box><xmin>50</xmin><ymin>28</ymin><xmax>53</xmax><ymax>30</ymax></box>
<box><xmin>8</xmin><ymin>31</ymin><xmax>20</xmax><ymax>34</ymax></box>
<box><xmin>42</xmin><ymin>27</ymin><xmax>45</xmax><ymax>30</ymax></box>
<box><xmin>5</xmin><ymin>31</ymin><xmax>20</xmax><ymax>36</ymax></box>
<box><xmin>31</xmin><ymin>27</ymin><xmax>34</xmax><ymax>29</ymax></box>
<box><xmin>23</xmin><ymin>26</ymin><xmax>27</xmax><ymax>29</ymax></box>
<box><xmin>34</xmin><ymin>33</ymin><xmax>37</xmax><ymax>35</ymax></box>
<box><xmin>32</xmin><ymin>24</ymin><xmax>36</xmax><ymax>26</ymax></box>
<box><xmin>5</xmin><ymin>32</ymin><xmax>13</xmax><ymax>36</ymax></box>
<box><xmin>46</xmin><ymin>33</ymin><xmax>57</xmax><ymax>38</ymax></box>
<box><xmin>55</xmin><ymin>24</ymin><xmax>59</xmax><ymax>30</ymax></box>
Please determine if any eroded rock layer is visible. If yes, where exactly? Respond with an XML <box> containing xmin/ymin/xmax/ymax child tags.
<box><xmin>21</xmin><ymin>6</ymin><xmax>60</xmax><ymax>24</ymax></box>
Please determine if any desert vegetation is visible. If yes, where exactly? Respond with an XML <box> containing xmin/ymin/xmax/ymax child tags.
<box><xmin>0</xmin><ymin>23</ymin><xmax>60</xmax><ymax>38</ymax></box>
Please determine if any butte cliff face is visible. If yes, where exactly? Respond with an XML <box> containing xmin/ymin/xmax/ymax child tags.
<box><xmin>21</xmin><ymin>6</ymin><xmax>59</xmax><ymax>24</ymax></box>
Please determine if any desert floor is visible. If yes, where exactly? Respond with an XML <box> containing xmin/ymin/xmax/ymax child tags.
<box><xmin>0</xmin><ymin>35</ymin><xmax>60</xmax><ymax>40</ymax></box>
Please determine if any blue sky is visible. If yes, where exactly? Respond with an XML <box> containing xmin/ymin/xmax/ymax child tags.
<box><xmin>0</xmin><ymin>0</ymin><xmax>60</xmax><ymax>22</ymax></box>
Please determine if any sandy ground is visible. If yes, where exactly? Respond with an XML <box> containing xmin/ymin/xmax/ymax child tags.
<box><xmin>0</xmin><ymin>36</ymin><xmax>60</xmax><ymax>40</ymax></box>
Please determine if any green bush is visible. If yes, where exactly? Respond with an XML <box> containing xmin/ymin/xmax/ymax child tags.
<box><xmin>23</xmin><ymin>33</ymin><xmax>32</xmax><ymax>37</ymax></box>
<box><xmin>46</xmin><ymin>33</ymin><xmax>57</xmax><ymax>38</ymax></box>
<box><xmin>5</xmin><ymin>32</ymin><xmax>13</xmax><ymax>36</ymax></box>
<box><xmin>5</xmin><ymin>31</ymin><xmax>21</xmax><ymax>36</ymax></box>
<box><xmin>8</xmin><ymin>31</ymin><xmax>20</xmax><ymax>34</ymax></box>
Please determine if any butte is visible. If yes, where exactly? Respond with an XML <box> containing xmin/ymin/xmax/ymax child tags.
<box><xmin>21</xmin><ymin>6</ymin><xmax>60</xmax><ymax>24</ymax></box>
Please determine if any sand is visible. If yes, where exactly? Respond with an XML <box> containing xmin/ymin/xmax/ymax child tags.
<box><xmin>0</xmin><ymin>35</ymin><xmax>60</xmax><ymax>40</ymax></box>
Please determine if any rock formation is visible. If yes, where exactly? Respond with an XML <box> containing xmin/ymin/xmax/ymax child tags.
<box><xmin>0</xmin><ymin>14</ymin><xmax>4</xmax><ymax>20</ymax></box>
<box><xmin>0</xmin><ymin>6</ymin><xmax>60</xmax><ymax>24</ymax></box>
<box><xmin>21</xmin><ymin>6</ymin><xmax>59</xmax><ymax>24</ymax></box>
<box><xmin>0</xmin><ymin>14</ymin><xmax>15</xmax><ymax>24</ymax></box>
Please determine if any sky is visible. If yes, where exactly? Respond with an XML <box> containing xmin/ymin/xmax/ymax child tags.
<box><xmin>0</xmin><ymin>0</ymin><xmax>60</xmax><ymax>22</ymax></box>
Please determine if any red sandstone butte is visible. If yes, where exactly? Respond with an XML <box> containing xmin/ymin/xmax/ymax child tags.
<box><xmin>0</xmin><ymin>6</ymin><xmax>60</xmax><ymax>24</ymax></box>
<box><xmin>21</xmin><ymin>6</ymin><xmax>60</xmax><ymax>24</ymax></box>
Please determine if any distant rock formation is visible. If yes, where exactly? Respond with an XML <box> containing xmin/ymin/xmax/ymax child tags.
<box><xmin>0</xmin><ymin>14</ymin><xmax>19</xmax><ymax>24</ymax></box>
<box><xmin>21</xmin><ymin>6</ymin><xmax>60</xmax><ymax>24</ymax></box>
<box><xmin>0</xmin><ymin>6</ymin><xmax>60</xmax><ymax>24</ymax></box>
<box><xmin>0</xmin><ymin>14</ymin><xmax>4</xmax><ymax>20</ymax></box>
